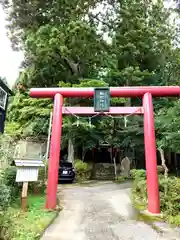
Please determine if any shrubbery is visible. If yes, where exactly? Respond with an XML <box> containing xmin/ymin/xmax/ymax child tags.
<box><xmin>131</xmin><ymin>169</ymin><xmax>148</xmax><ymax>206</ymax></box>
<box><xmin>74</xmin><ymin>160</ymin><xmax>93</xmax><ymax>181</ymax></box>
<box><xmin>0</xmin><ymin>211</ymin><xmax>12</xmax><ymax>240</ymax></box>
<box><xmin>0</xmin><ymin>165</ymin><xmax>47</xmax><ymax>239</ymax></box>
<box><xmin>0</xmin><ymin>181</ymin><xmax>13</xmax><ymax>239</ymax></box>
<box><xmin>131</xmin><ymin>169</ymin><xmax>180</xmax><ymax>225</ymax></box>
<box><xmin>1</xmin><ymin>167</ymin><xmax>21</xmax><ymax>200</ymax></box>
<box><xmin>0</xmin><ymin>183</ymin><xmax>11</xmax><ymax>211</ymax></box>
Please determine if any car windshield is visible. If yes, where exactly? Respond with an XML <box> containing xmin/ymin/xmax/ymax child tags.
<box><xmin>60</xmin><ymin>161</ymin><xmax>73</xmax><ymax>168</ymax></box>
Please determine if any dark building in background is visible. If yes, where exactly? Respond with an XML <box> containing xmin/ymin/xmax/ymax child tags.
<box><xmin>0</xmin><ymin>79</ymin><xmax>12</xmax><ymax>133</ymax></box>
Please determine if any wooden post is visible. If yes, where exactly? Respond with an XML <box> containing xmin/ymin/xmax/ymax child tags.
<box><xmin>21</xmin><ymin>182</ymin><xmax>28</xmax><ymax>211</ymax></box>
<box><xmin>45</xmin><ymin>111</ymin><xmax>53</xmax><ymax>160</ymax></box>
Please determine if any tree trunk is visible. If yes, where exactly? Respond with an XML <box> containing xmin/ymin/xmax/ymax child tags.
<box><xmin>167</xmin><ymin>151</ymin><xmax>171</xmax><ymax>166</ymax></box>
<box><xmin>110</xmin><ymin>147</ymin><xmax>113</xmax><ymax>163</ymax></box>
<box><xmin>124</xmin><ymin>98</ymin><xmax>131</xmax><ymax>106</ymax></box>
<box><xmin>113</xmin><ymin>154</ymin><xmax>117</xmax><ymax>180</ymax></box>
<box><xmin>67</xmin><ymin>138</ymin><xmax>74</xmax><ymax>163</ymax></box>
<box><xmin>159</xmin><ymin>148</ymin><xmax>168</xmax><ymax>196</ymax></box>
<box><xmin>125</xmin><ymin>78</ymin><xmax>131</xmax><ymax>106</ymax></box>
<box><xmin>159</xmin><ymin>148</ymin><xmax>168</xmax><ymax>178</ymax></box>
<box><xmin>82</xmin><ymin>146</ymin><xmax>87</xmax><ymax>161</ymax></box>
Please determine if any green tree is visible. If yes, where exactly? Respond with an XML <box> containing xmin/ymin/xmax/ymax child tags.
<box><xmin>108</xmin><ymin>0</ymin><xmax>174</xmax><ymax>86</ymax></box>
<box><xmin>2</xmin><ymin>0</ymin><xmax>180</xmax><ymax>167</ymax></box>
<box><xmin>6</xmin><ymin>91</ymin><xmax>52</xmax><ymax>138</ymax></box>
<box><xmin>2</xmin><ymin>0</ymin><xmax>99</xmax><ymax>50</ymax></box>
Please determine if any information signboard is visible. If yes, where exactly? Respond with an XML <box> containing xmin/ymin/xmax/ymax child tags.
<box><xmin>94</xmin><ymin>87</ymin><xmax>110</xmax><ymax>112</ymax></box>
<box><xmin>15</xmin><ymin>159</ymin><xmax>44</xmax><ymax>182</ymax></box>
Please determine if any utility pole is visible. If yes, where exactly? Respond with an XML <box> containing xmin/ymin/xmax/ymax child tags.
<box><xmin>45</xmin><ymin>112</ymin><xmax>53</xmax><ymax>160</ymax></box>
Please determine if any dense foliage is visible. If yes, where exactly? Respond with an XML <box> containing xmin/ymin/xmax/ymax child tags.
<box><xmin>0</xmin><ymin>2</ymin><xmax>180</xmax><ymax>236</ymax></box>
<box><xmin>0</xmin><ymin>167</ymin><xmax>16</xmax><ymax>240</ymax></box>
<box><xmin>1</xmin><ymin>0</ymin><xmax>180</xmax><ymax>160</ymax></box>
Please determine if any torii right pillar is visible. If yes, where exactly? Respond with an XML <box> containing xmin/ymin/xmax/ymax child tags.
<box><xmin>143</xmin><ymin>92</ymin><xmax>160</xmax><ymax>214</ymax></box>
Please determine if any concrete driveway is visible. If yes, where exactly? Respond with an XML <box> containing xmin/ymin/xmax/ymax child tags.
<box><xmin>41</xmin><ymin>181</ymin><xmax>180</xmax><ymax>240</ymax></box>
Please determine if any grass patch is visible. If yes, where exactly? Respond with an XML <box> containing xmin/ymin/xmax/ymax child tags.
<box><xmin>6</xmin><ymin>194</ymin><xmax>57</xmax><ymax>240</ymax></box>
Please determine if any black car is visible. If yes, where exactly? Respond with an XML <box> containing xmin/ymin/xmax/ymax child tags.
<box><xmin>58</xmin><ymin>161</ymin><xmax>75</xmax><ymax>183</ymax></box>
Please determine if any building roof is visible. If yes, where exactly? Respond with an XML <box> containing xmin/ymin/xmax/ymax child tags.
<box><xmin>0</xmin><ymin>79</ymin><xmax>12</xmax><ymax>95</ymax></box>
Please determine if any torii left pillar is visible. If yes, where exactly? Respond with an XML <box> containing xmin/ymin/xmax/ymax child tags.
<box><xmin>45</xmin><ymin>93</ymin><xmax>63</xmax><ymax>209</ymax></box>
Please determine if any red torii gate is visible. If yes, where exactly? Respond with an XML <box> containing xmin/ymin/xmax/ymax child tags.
<box><xmin>30</xmin><ymin>86</ymin><xmax>180</xmax><ymax>214</ymax></box>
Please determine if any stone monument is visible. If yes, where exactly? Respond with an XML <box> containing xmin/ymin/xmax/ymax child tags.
<box><xmin>120</xmin><ymin>156</ymin><xmax>131</xmax><ymax>177</ymax></box>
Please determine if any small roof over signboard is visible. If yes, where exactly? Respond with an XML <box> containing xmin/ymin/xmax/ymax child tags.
<box><xmin>14</xmin><ymin>159</ymin><xmax>44</xmax><ymax>167</ymax></box>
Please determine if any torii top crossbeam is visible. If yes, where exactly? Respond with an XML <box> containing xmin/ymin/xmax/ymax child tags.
<box><xmin>30</xmin><ymin>86</ymin><xmax>180</xmax><ymax>98</ymax></box>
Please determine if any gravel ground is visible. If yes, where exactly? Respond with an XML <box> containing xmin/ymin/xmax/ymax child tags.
<box><xmin>41</xmin><ymin>181</ymin><xmax>180</xmax><ymax>240</ymax></box>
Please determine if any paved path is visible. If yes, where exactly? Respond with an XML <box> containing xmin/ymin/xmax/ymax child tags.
<box><xmin>41</xmin><ymin>181</ymin><xmax>180</xmax><ymax>240</ymax></box>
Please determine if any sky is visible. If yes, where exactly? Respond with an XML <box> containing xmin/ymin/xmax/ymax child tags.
<box><xmin>0</xmin><ymin>6</ymin><xmax>24</xmax><ymax>88</ymax></box>
<box><xmin>0</xmin><ymin>1</ymin><xmax>177</xmax><ymax>88</ymax></box>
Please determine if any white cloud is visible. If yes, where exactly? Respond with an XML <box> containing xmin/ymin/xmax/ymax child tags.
<box><xmin>0</xmin><ymin>6</ymin><xmax>24</xmax><ymax>88</ymax></box>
